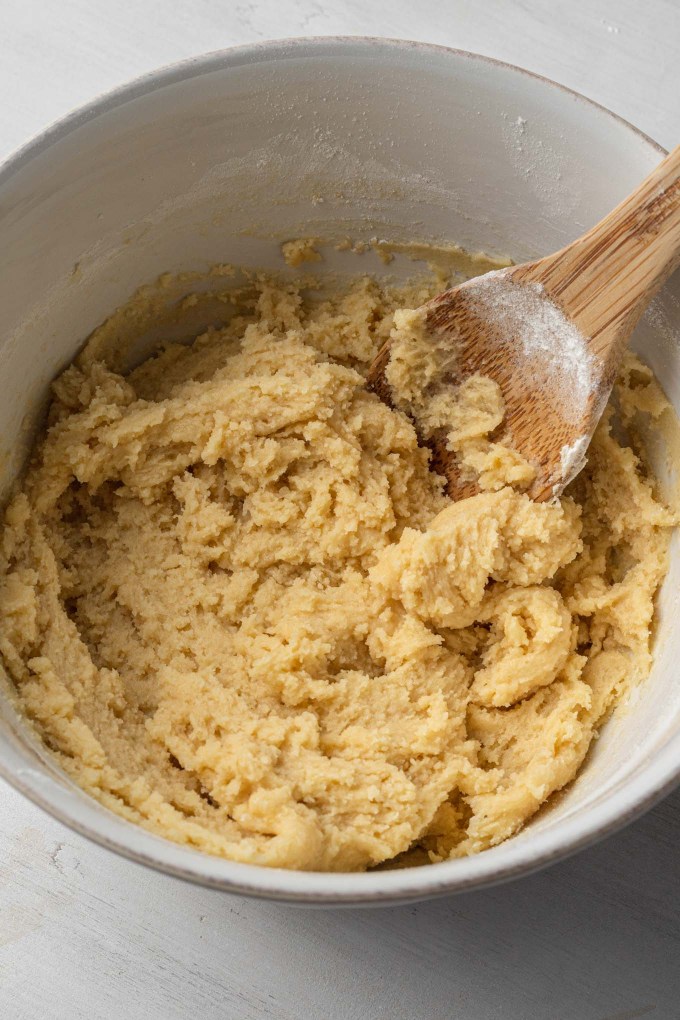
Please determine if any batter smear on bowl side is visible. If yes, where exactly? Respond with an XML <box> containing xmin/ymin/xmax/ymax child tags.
<box><xmin>0</xmin><ymin>250</ymin><xmax>677</xmax><ymax>872</ymax></box>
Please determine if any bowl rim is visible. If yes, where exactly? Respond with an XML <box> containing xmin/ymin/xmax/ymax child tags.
<box><xmin>0</xmin><ymin>35</ymin><xmax>676</xmax><ymax>905</ymax></box>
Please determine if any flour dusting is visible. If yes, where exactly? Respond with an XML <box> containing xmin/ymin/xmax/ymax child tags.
<box><xmin>464</xmin><ymin>269</ymin><xmax>595</xmax><ymax>415</ymax></box>
<box><xmin>558</xmin><ymin>435</ymin><xmax>591</xmax><ymax>492</ymax></box>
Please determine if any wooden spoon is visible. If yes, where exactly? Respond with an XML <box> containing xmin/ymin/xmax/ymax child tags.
<box><xmin>367</xmin><ymin>145</ymin><xmax>680</xmax><ymax>502</ymax></box>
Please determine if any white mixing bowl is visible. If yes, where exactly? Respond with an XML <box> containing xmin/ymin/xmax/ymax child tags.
<box><xmin>0</xmin><ymin>38</ymin><xmax>679</xmax><ymax>905</ymax></box>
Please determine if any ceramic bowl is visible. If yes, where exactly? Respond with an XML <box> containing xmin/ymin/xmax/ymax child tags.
<box><xmin>1</xmin><ymin>37</ymin><xmax>678</xmax><ymax>905</ymax></box>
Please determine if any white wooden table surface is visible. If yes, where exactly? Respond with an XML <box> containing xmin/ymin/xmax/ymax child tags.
<box><xmin>2</xmin><ymin>2</ymin><xmax>680</xmax><ymax>1018</ymax></box>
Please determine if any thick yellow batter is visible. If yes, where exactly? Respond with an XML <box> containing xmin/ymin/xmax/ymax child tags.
<box><xmin>0</xmin><ymin>257</ymin><xmax>676</xmax><ymax>871</ymax></box>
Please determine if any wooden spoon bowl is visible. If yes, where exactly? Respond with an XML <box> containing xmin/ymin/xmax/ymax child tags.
<box><xmin>368</xmin><ymin>145</ymin><xmax>680</xmax><ymax>501</ymax></box>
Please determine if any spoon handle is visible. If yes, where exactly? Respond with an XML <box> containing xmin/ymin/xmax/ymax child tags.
<box><xmin>513</xmin><ymin>144</ymin><xmax>680</xmax><ymax>369</ymax></box>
